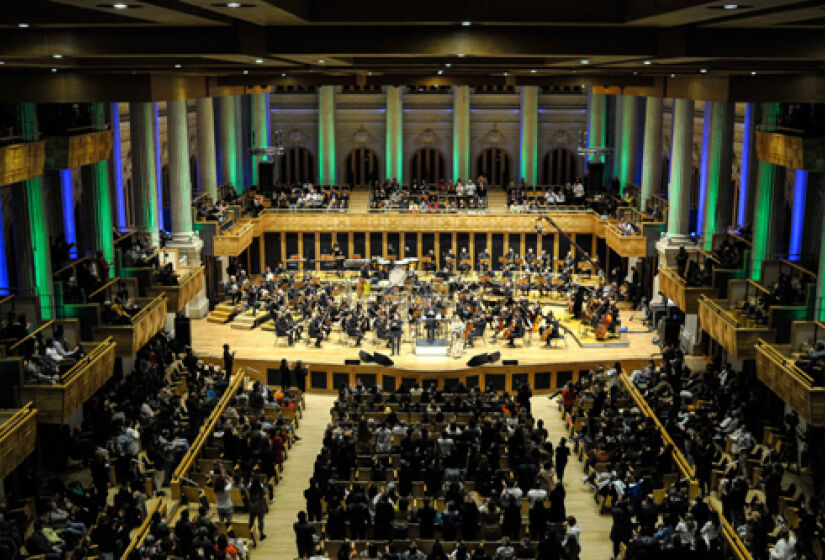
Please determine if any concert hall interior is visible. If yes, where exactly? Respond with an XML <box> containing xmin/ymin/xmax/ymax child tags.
<box><xmin>2</xmin><ymin>2</ymin><xmax>825</xmax><ymax>560</ymax></box>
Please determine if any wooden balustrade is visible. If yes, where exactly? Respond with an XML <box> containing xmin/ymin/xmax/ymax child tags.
<box><xmin>44</xmin><ymin>130</ymin><xmax>113</xmax><ymax>169</ymax></box>
<box><xmin>697</xmin><ymin>295</ymin><xmax>773</xmax><ymax>360</ymax></box>
<box><xmin>93</xmin><ymin>295</ymin><xmax>167</xmax><ymax>357</ymax></box>
<box><xmin>6</xmin><ymin>320</ymin><xmax>55</xmax><ymax>357</ymax></box>
<box><xmin>147</xmin><ymin>266</ymin><xmax>204</xmax><ymax>313</ymax></box>
<box><xmin>120</xmin><ymin>500</ymin><xmax>168</xmax><ymax>560</ymax></box>
<box><xmin>658</xmin><ymin>266</ymin><xmax>717</xmax><ymax>314</ymax></box>
<box><xmin>19</xmin><ymin>338</ymin><xmax>116</xmax><ymax>423</ymax></box>
<box><xmin>0</xmin><ymin>402</ymin><xmax>37</xmax><ymax>479</ymax></box>
<box><xmin>0</xmin><ymin>141</ymin><xmax>45</xmax><ymax>186</ymax></box>
<box><xmin>755</xmin><ymin>339</ymin><xmax>825</xmax><ymax>426</ymax></box>
<box><xmin>213</xmin><ymin>220</ymin><xmax>255</xmax><ymax>257</ymax></box>
<box><xmin>170</xmin><ymin>371</ymin><xmax>247</xmax><ymax>499</ymax></box>
<box><xmin>604</xmin><ymin>223</ymin><xmax>647</xmax><ymax>257</ymax></box>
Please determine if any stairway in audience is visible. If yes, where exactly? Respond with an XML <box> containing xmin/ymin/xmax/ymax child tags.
<box><xmin>348</xmin><ymin>186</ymin><xmax>371</xmax><ymax>213</ymax></box>
<box><xmin>206</xmin><ymin>300</ymin><xmax>240</xmax><ymax>324</ymax></box>
<box><xmin>487</xmin><ymin>187</ymin><xmax>508</xmax><ymax>212</ymax></box>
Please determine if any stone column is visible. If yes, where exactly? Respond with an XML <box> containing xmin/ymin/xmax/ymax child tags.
<box><xmin>814</xmin><ymin>174</ymin><xmax>825</xmax><ymax>320</ymax></box>
<box><xmin>110</xmin><ymin>102</ymin><xmax>127</xmax><ymax>230</ymax></box>
<box><xmin>385</xmin><ymin>86</ymin><xmax>403</xmax><ymax>182</ymax></box>
<box><xmin>80</xmin><ymin>102</ymin><xmax>115</xmax><ymax>273</ymax></box>
<box><xmin>318</xmin><ymin>86</ymin><xmax>336</xmax><ymax>185</ymax></box>
<box><xmin>196</xmin><ymin>97</ymin><xmax>218</xmax><ymax>200</ymax></box>
<box><xmin>520</xmin><ymin>86</ymin><xmax>539</xmax><ymax>186</ymax></box>
<box><xmin>130</xmin><ymin>102</ymin><xmax>160</xmax><ymax>247</ymax></box>
<box><xmin>250</xmin><ymin>92</ymin><xmax>269</xmax><ymax>187</ymax></box>
<box><xmin>750</xmin><ymin>103</ymin><xmax>781</xmax><ymax>281</ymax></box>
<box><xmin>218</xmin><ymin>95</ymin><xmax>240</xmax><ymax>193</ymax></box>
<box><xmin>617</xmin><ymin>95</ymin><xmax>639</xmax><ymax>195</ymax></box>
<box><xmin>737</xmin><ymin>103</ymin><xmax>757</xmax><ymax>228</ymax></box>
<box><xmin>640</xmin><ymin>96</ymin><xmax>663</xmax><ymax>212</ymax></box>
<box><xmin>702</xmin><ymin>101</ymin><xmax>735</xmax><ymax>250</ymax></box>
<box><xmin>667</xmin><ymin>98</ymin><xmax>694</xmax><ymax>242</ymax></box>
<box><xmin>452</xmin><ymin>85</ymin><xmax>471</xmax><ymax>182</ymax></box>
<box><xmin>13</xmin><ymin>103</ymin><xmax>54</xmax><ymax>319</ymax></box>
<box><xmin>587</xmin><ymin>90</ymin><xmax>606</xmax><ymax>161</ymax></box>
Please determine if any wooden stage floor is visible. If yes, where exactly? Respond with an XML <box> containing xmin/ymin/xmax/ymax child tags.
<box><xmin>190</xmin><ymin>305</ymin><xmax>660</xmax><ymax>371</ymax></box>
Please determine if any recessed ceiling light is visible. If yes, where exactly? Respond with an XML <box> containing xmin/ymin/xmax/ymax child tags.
<box><xmin>751</xmin><ymin>71</ymin><xmax>757</xmax><ymax>75</ymax></box>
<box><xmin>174</xmin><ymin>64</ymin><xmax>181</xmax><ymax>68</ymax></box>
<box><xmin>317</xmin><ymin>59</ymin><xmax>325</xmax><ymax>63</ymax></box>
<box><xmin>367</xmin><ymin>71</ymin><xmax>372</xmax><ymax>76</ymax></box>
<box><xmin>0</xmin><ymin>61</ymin><xmax>4</xmax><ymax>65</ymax></box>
<box><xmin>445</xmin><ymin>63</ymin><xmax>451</xmax><ymax>67</ymax></box>
<box><xmin>226</xmin><ymin>1</ymin><xmax>241</xmax><ymax>6</ymax></box>
<box><xmin>18</xmin><ymin>23</ymin><xmax>29</xmax><ymax>28</ymax></box>
<box><xmin>52</xmin><ymin>54</ymin><xmax>63</xmax><ymax>59</ymax></box>
<box><xmin>503</xmin><ymin>72</ymin><xmax>508</xmax><ymax>76</ymax></box>
<box><xmin>700</xmin><ymin>68</ymin><xmax>708</xmax><ymax>73</ymax></box>
<box><xmin>723</xmin><ymin>3</ymin><xmax>739</xmax><ymax>9</ymax></box>
<box><xmin>255</xmin><ymin>58</ymin><xmax>264</xmax><ymax>64</ymax></box>
<box><xmin>671</xmin><ymin>73</ymin><xmax>676</xmax><ymax>78</ymax></box>
<box><xmin>643</xmin><ymin>60</ymin><xmax>652</xmax><ymax>65</ymax></box>
<box><xmin>281</xmin><ymin>72</ymin><xmax>286</xmax><ymax>77</ymax></box>
<box><xmin>457</xmin><ymin>52</ymin><xmax>465</xmax><ymax>57</ymax></box>
<box><xmin>243</xmin><ymin>70</ymin><xmax>249</xmax><ymax>74</ymax></box>
<box><xmin>461</xmin><ymin>21</ymin><xmax>471</xmax><ymax>26</ymax></box>
<box><xmin>112</xmin><ymin>2</ymin><xmax>128</xmax><ymax>8</ymax></box>
<box><xmin>633</xmin><ymin>71</ymin><xmax>638</xmax><ymax>75</ymax></box>
<box><xmin>572</xmin><ymin>70</ymin><xmax>576</xmax><ymax>73</ymax></box>
<box><xmin>531</xmin><ymin>69</ymin><xmax>537</xmax><ymax>73</ymax></box>
<box><xmin>51</xmin><ymin>68</ymin><xmax>57</xmax><ymax>73</ymax></box>
<box><xmin>437</xmin><ymin>70</ymin><xmax>444</xmax><ymax>75</ymax></box>
<box><xmin>580</xmin><ymin>59</ymin><xmax>589</xmax><ymax>64</ymax></box>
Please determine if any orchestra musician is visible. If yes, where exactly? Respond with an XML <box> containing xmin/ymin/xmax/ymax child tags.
<box><xmin>424</xmin><ymin>249</ymin><xmax>437</xmax><ymax>273</ymax></box>
<box><xmin>389</xmin><ymin>312</ymin><xmax>403</xmax><ymax>355</ymax></box>
<box><xmin>423</xmin><ymin>303</ymin><xmax>441</xmax><ymax>340</ymax></box>
<box><xmin>346</xmin><ymin>312</ymin><xmax>364</xmax><ymax>347</ymax></box>
<box><xmin>478</xmin><ymin>248</ymin><xmax>492</xmax><ymax>273</ymax></box>
<box><xmin>308</xmin><ymin>313</ymin><xmax>325</xmax><ymax>348</ymax></box>
<box><xmin>458</xmin><ymin>247</ymin><xmax>471</xmax><ymax>274</ymax></box>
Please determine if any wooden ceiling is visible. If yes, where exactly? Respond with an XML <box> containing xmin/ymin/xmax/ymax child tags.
<box><xmin>1</xmin><ymin>0</ymin><xmax>824</xmax><ymax>102</ymax></box>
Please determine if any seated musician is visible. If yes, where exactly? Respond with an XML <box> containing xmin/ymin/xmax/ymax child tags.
<box><xmin>423</xmin><ymin>304</ymin><xmax>441</xmax><ymax>340</ymax></box>
<box><xmin>524</xmin><ymin>248</ymin><xmax>536</xmax><ymax>271</ymax></box>
<box><xmin>466</xmin><ymin>317</ymin><xmax>485</xmax><ymax>348</ymax></box>
<box><xmin>308</xmin><ymin>313</ymin><xmax>325</xmax><ymax>348</ymax></box>
<box><xmin>346</xmin><ymin>313</ymin><xmax>364</xmax><ymax>347</ymax></box>
<box><xmin>387</xmin><ymin>244</ymin><xmax>397</xmax><ymax>258</ymax></box>
<box><xmin>458</xmin><ymin>247</ymin><xmax>471</xmax><ymax>273</ymax></box>
<box><xmin>444</xmin><ymin>248</ymin><xmax>457</xmax><ymax>269</ymax></box>
<box><xmin>374</xmin><ymin>314</ymin><xmax>391</xmax><ymax>347</ymax></box>
<box><xmin>423</xmin><ymin>249</ymin><xmax>437</xmax><ymax>273</ymax></box>
<box><xmin>540</xmin><ymin>311</ymin><xmax>562</xmax><ymax>347</ymax></box>
<box><xmin>245</xmin><ymin>284</ymin><xmax>259</xmax><ymax>316</ymax></box>
<box><xmin>275</xmin><ymin>312</ymin><xmax>296</xmax><ymax>346</ymax></box>
<box><xmin>478</xmin><ymin>248</ymin><xmax>492</xmax><ymax>273</ymax></box>
<box><xmin>506</xmin><ymin>311</ymin><xmax>527</xmax><ymax>347</ymax></box>
<box><xmin>504</xmin><ymin>247</ymin><xmax>516</xmax><ymax>264</ymax></box>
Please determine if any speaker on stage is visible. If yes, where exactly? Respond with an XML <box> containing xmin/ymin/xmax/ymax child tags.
<box><xmin>489</xmin><ymin>351</ymin><xmax>501</xmax><ymax>363</ymax></box>
<box><xmin>372</xmin><ymin>352</ymin><xmax>394</xmax><ymax>367</ymax></box>
<box><xmin>174</xmin><ymin>315</ymin><xmax>191</xmax><ymax>348</ymax></box>
<box><xmin>466</xmin><ymin>353</ymin><xmax>489</xmax><ymax>367</ymax></box>
<box><xmin>345</xmin><ymin>359</ymin><xmax>361</xmax><ymax>365</ymax></box>
<box><xmin>502</xmin><ymin>359</ymin><xmax>518</xmax><ymax>366</ymax></box>
<box><xmin>358</xmin><ymin>350</ymin><xmax>374</xmax><ymax>363</ymax></box>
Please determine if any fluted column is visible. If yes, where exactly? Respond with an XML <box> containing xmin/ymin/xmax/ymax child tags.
<box><xmin>452</xmin><ymin>85</ymin><xmax>471</xmax><ymax>182</ymax></box>
<box><xmin>167</xmin><ymin>99</ymin><xmax>192</xmax><ymax>238</ymax></box>
<box><xmin>737</xmin><ymin>103</ymin><xmax>757</xmax><ymax>228</ymax></box>
<box><xmin>196</xmin><ymin>97</ymin><xmax>218</xmax><ymax>200</ymax></box>
<box><xmin>130</xmin><ymin>102</ymin><xmax>159</xmax><ymax>247</ymax></box>
<box><xmin>702</xmin><ymin>101</ymin><xmax>735</xmax><ymax>250</ymax></box>
<box><xmin>640</xmin><ymin>96</ymin><xmax>663</xmax><ymax>211</ymax></box>
<box><xmin>318</xmin><ymin>86</ymin><xmax>336</xmax><ymax>185</ymax></box>
<box><xmin>817</xmin><ymin>193</ymin><xmax>825</xmax><ymax>320</ymax></box>
<box><xmin>250</xmin><ymin>92</ymin><xmax>270</xmax><ymax>187</ymax></box>
<box><xmin>587</xmin><ymin>90</ymin><xmax>606</xmax><ymax>163</ymax></box>
<box><xmin>667</xmin><ymin>98</ymin><xmax>694</xmax><ymax>240</ymax></box>
<box><xmin>520</xmin><ymin>86</ymin><xmax>539</xmax><ymax>186</ymax></box>
<box><xmin>218</xmin><ymin>95</ymin><xmax>240</xmax><ymax>193</ymax></box>
<box><xmin>80</xmin><ymin>102</ymin><xmax>114</xmax><ymax>272</ymax></box>
<box><xmin>385</xmin><ymin>86</ymin><xmax>403</xmax><ymax>182</ymax></box>
<box><xmin>110</xmin><ymin>102</ymin><xmax>127</xmax><ymax>230</ymax></box>
<box><xmin>750</xmin><ymin>103</ymin><xmax>781</xmax><ymax>281</ymax></box>
<box><xmin>617</xmin><ymin>95</ymin><xmax>639</xmax><ymax>194</ymax></box>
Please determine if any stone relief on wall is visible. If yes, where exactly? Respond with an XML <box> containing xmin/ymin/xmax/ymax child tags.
<box><xmin>352</xmin><ymin>124</ymin><xmax>374</xmax><ymax>146</ymax></box>
<box><xmin>286</xmin><ymin>128</ymin><xmax>307</xmax><ymax>146</ymax></box>
<box><xmin>550</xmin><ymin>129</ymin><xmax>571</xmax><ymax>147</ymax></box>
<box><xmin>416</xmin><ymin>128</ymin><xmax>439</xmax><ymax>145</ymax></box>
<box><xmin>484</xmin><ymin>124</ymin><xmax>504</xmax><ymax>146</ymax></box>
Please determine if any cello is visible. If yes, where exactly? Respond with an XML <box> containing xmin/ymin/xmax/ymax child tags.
<box><xmin>595</xmin><ymin>310</ymin><xmax>611</xmax><ymax>339</ymax></box>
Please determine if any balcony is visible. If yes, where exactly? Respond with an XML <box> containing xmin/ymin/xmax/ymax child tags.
<box><xmin>19</xmin><ymin>338</ymin><xmax>116</xmax><ymax>423</ymax></box>
<box><xmin>213</xmin><ymin>220</ymin><xmax>255</xmax><ymax>257</ymax></box>
<box><xmin>44</xmin><ymin>129</ymin><xmax>113</xmax><ymax>169</ymax></box>
<box><xmin>0</xmin><ymin>402</ymin><xmax>37</xmax><ymax>479</ymax></box>
<box><xmin>147</xmin><ymin>266</ymin><xmax>205</xmax><ymax>314</ymax></box>
<box><xmin>93</xmin><ymin>295</ymin><xmax>167</xmax><ymax>357</ymax></box>
<box><xmin>0</xmin><ymin>140</ymin><xmax>46</xmax><ymax>186</ymax></box>
<box><xmin>698</xmin><ymin>293</ymin><xmax>774</xmax><ymax>360</ymax></box>
<box><xmin>658</xmin><ymin>265</ymin><xmax>717</xmax><ymax>314</ymax></box>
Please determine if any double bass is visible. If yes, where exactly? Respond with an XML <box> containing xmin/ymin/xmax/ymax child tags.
<box><xmin>595</xmin><ymin>310</ymin><xmax>611</xmax><ymax>339</ymax></box>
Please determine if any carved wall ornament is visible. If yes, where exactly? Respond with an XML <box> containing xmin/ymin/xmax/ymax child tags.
<box><xmin>353</xmin><ymin>124</ymin><xmax>373</xmax><ymax>145</ymax></box>
<box><xmin>286</xmin><ymin>128</ymin><xmax>306</xmax><ymax>146</ymax></box>
<box><xmin>484</xmin><ymin>124</ymin><xmax>504</xmax><ymax>146</ymax></box>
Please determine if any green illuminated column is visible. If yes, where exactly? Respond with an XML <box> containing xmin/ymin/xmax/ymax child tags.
<box><xmin>750</xmin><ymin>103</ymin><xmax>780</xmax><ymax>281</ymax></box>
<box><xmin>167</xmin><ymin>99</ymin><xmax>193</xmax><ymax>238</ymax></box>
<box><xmin>80</xmin><ymin>102</ymin><xmax>114</xmax><ymax>273</ymax></box>
<box><xmin>617</xmin><ymin>95</ymin><xmax>639</xmax><ymax>194</ymax></box>
<box><xmin>196</xmin><ymin>97</ymin><xmax>218</xmax><ymax>200</ymax></box>
<box><xmin>520</xmin><ymin>86</ymin><xmax>539</xmax><ymax>186</ymax></box>
<box><xmin>702</xmin><ymin>101</ymin><xmax>735</xmax><ymax>250</ymax></box>
<box><xmin>587</xmin><ymin>89</ymin><xmax>607</xmax><ymax>163</ymax></box>
<box><xmin>250</xmin><ymin>92</ymin><xmax>269</xmax><ymax>187</ymax></box>
<box><xmin>452</xmin><ymin>85</ymin><xmax>471</xmax><ymax>182</ymax></box>
<box><xmin>667</xmin><ymin>98</ymin><xmax>694</xmax><ymax>240</ymax></box>
<box><xmin>318</xmin><ymin>86</ymin><xmax>336</xmax><ymax>185</ymax></box>
<box><xmin>640</xmin><ymin>96</ymin><xmax>663</xmax><ymax>211</ymax></box>
<box><xmin>130</xmin><ymin>102</ymin><xmax>159</xmax><ymax>246</ymax></box>
<box><xmin>218</xmin><ymin>95</ymin><xmax>241</xmax><ymax>193</ymax></box>
<box><xmin>817</xmin><ymin>213</ymin><xmax>825</xmax><ymax>321</ymax></box>
<box><xmin>14</xmin><ymin>103</ymin><xmax>54</xmax><ymax>319</ymax></box>
<box><xmin>385</xmin><ymin>86</ymin><xmax>403</xmax><ymax>182</ymax></box>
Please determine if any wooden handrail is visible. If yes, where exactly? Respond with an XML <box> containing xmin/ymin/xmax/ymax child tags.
<box><xmin>755</xmin><ymin>338</ymin><xmax>816</xmax><ymax>387</ymax></box>
<box><xmin>698</xmin><ymin>295</ymin><xmax>741</xmax><ymax>328</ymax></box>
<box><xmin>58</xmin><ymin>338</ymin><xmax>115</xmax><ymax>385</ymax></box>
<box><xmin>53</xmin><ymin>257</ymin><xmax>89</xmax><ymax>278</ymax></box>
<box><xmin>125</xmin><ymin>295</ymin><xmax>166</xmax><ymax>326</ymax></box>
<box><xmin>697</xmin><ymin>249</ymin><xmax>722</xmax><ymax>266</ymax></box>
<box><xmin>88</xmin><ymin>277</ymin><xmax>120</xmax><ymax>300</ymax></box>
<box><xmin>0</xmin><ymin>295</ymin><xmax>13</xmax><ymax>307</ymax></box>
<box><xmin>746</xmin><ymin>279</ymin><xmax>772</xmax><ymax>296</ymax></box>
<box><xmin>0</xmin><ymin>402</ymin><xmax>36</xmax><ymax>443</ymax></box>
<box><xmin>120</xmin><ymin>499</ymin><xmax>165</xmax><ymax>560</ymax></box>
<box><xmin>8</xmin><ymin>320</ymin><xmax>55</xmax><ymax>355</ymax></box>
<box><xmin>779</xmin><ymin>259</ymin><xmax>817</xmax><ymax>280</ymax></box>
<box><xmin>171</xmin><ymin>371</ymin><xmax>246</xmax><ymax>488</ymax></box>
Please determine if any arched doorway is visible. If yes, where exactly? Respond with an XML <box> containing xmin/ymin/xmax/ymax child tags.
<box><xmin>279</xmin><ymin>146</ymin><xmax>315</xmax><ymax>185</ymax></box>
<box><xmin>345</xmin><ymin>147</ymin><xmax>380</xmax><ymax>186</ymax></box>
<box><xmin>409</xmin><ymin>147</ymin><xmax>446</xmax><ymax>185</ymax></box>
<box><xmin>541</xmin><ymin>147</ymin><xmax>577</xmax><ymax>185</ymax></box>
<box><xmin>476</xmin><ymin>148</ymin><xmax>512</xmax><ymax>186</ymax></box>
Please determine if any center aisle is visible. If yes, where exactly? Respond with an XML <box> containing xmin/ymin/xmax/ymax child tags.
<box><xmin>532</xmin><ymin>396</ymin><xmax>613</xmax><ymax>560</ymax></box>
<box><xmin>256</xmin><ymin>393</ymin><xmax>336</xmax><ymax>559</ymax></box>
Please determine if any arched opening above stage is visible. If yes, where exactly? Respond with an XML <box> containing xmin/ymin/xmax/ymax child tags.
<box><xmin>541</xmin><ymin>147</ymin><xmax>577</xmax><ymax>185</ymax></box>
<box><xmin>279</xmin><ymin>146</ymin><xmax>315</xmax><ymax>185</ymax></box>
<box><xmin>345</xmin><ymin>147</ymin><xmax>380</xmax><ymax>186</ymax></box>
<box><xmin>476</xmin><ymin>148</ymin><xmax>512</xmax><ymax>186</ymax></box>
<box><xmin>409</xmin><ymin>147</ymin><xmax>446</xmax><ymax>185</ymax></box>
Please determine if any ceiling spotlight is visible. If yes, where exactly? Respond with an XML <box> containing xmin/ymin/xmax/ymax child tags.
<box><xmin>461</xmin><ymin>20</ymin><xmax>471</xmax><ymax>26</ymax></box>
<box><xmin>317</xmin><ymin>59</ymin><xmax>325</xmax><ymax>63</ymax></box>
<box><xmin>226</xmin><ymin>1</ymin><xmax>241</xmax><ymax>6</ymax></box>
<box><xmin>531</xmin><ymin>69</ymin><xmax>537</xmax><ymax>73</ymax></box>
<box><xmin>580</xmin><ymin>59</ymin><xmax>589</xmax><ymax>64</ymax></box>
<box><xmin>723</xmin><ymin>3</ymin><xmax>739</xmax><ymax>9</ymax></box>
<box><xmin>51</xmin><ymin>68</ymin><xmax>57</xmax><ymax>73</ymax></box>
<box><xmin>457</xmin><ymin>52</ymin><xmax>465</xmax><ymax>57</ymax></box>
<box><xmin>671</xmin><ymin>73</ymin><xmax>676</xmax><ymax>78</ymax></box>
<box><xmin>445</xmin><ymin>63</ymin><xmax>452</xmax><ymax>67</ymax></box>
<box><xmin>700</xmin><ymin>68</ymin><xmax>708</xmax><ymax>73</ymax></box>
<box><xmin>0</xmin><ymin>61</ymin><xmax>4</xmax><ymax>65</ymax></box>
<box><xmin>281</xmin><ymin>72</ymin><xmax>286</xmax><ymax>77</ymax></box>
<box><xmin>751</xmin><ymin>71</ymin><xmax>757</xmax><ymax>75</ymax></box>
<box><xmin>18</xmin><ymin>23</ymin><xmax>30</xmax><ymax>28</ymax></box>
<box><xmin>633</xmin><ymin>71</ymin><xmax>638</xmax><ymax>75</ymax></box>
<box><xmin>174</xmin><ymin>64</ymin><xmax>182</xmax><ymax>68</ymax></box>
<box><xmin>255</xmin><ymin>58</ymin><xmax>264</xmax><ymax>64</ymax></box>
<box><xmin>243</xmin><ymin>70</ymin><xmax>249</xmax><ymax>74</ymax></box>
<box><xmin>367</xmin><ymin>71</ymin><xmax>372</xmax><ymax>76</ymax></box>
<box><xmin>503</xmin><ymin>71</ymin><xmax>508</xmax><ymax>76</ymax></box>
<box><xmin>643</xmin><ymin>60</ymin><xmax>652</xmax><ymax>65</ymax></box>
<box><xmin>437</xmin><ymin>69</ymin><xmax>444</xmax><ymax>75</ymax></box>
<box><xmin>112</xmin><ymin>2</ymin><xmax>128</xmax><ymax>8</ymax></box>
<box><xmin>52</xmin><ymin>54</ymin><xmax>63</xmax><ymax>59</ymax></box>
